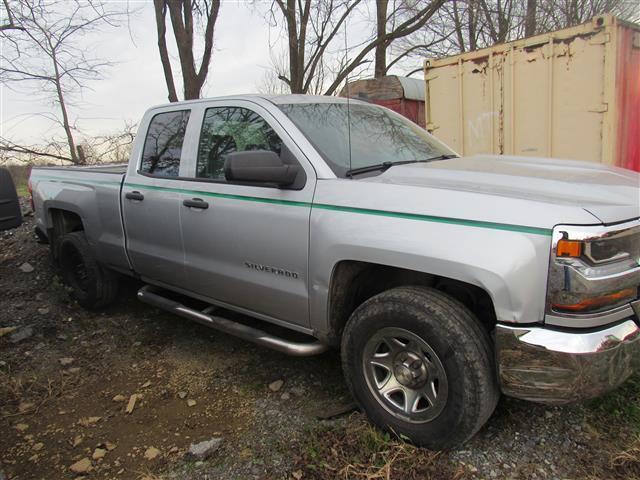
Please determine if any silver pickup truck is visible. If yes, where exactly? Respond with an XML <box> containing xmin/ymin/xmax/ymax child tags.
<box><xmin>29</xmin><ymin>95</ymin><xmax>640</xmax><ymax>449</ymax></box>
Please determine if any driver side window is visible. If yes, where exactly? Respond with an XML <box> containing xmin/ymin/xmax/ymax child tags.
<box><xmin>196</xmin><ymin>107</ymin><xmax>283</xmax><ymax>180</ymax></box>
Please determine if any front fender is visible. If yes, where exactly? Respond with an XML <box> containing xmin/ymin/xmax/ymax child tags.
<box><xmin>308</xmin><ymin>207</ymin><xmax>552</xmax><ymax>334</ymax></box>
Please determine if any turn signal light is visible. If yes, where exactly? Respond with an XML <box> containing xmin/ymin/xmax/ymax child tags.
<box><xmin>557</xmin><ymin>239</ymin><xmax>582</xmax><ymax>258</ymax></box>
<box><xmin>552</xmin><ymin>288</ymin><xmax>636</xmax><ymax>313</ymax></box>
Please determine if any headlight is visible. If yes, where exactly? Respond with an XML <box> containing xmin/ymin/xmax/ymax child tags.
<box><xmin>585</xmin><ymin>235</ymin><xmax>636</xmax><ymax>264</ymax></box>
<box><xmin>547</xmin><ymin>222</ymin><xmax>640</xmax><ymax>319</ymax></box>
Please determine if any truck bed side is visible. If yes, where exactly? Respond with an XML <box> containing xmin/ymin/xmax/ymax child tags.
<box><xmin>30</xmin><ymin>167</ymin><xmax>131</xmax><ymax>272</ymax></box>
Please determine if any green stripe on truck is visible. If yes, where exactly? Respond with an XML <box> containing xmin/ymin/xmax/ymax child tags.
<box><xmin>30</xmin><ymin>175</ymin><xmax>552</xmax><ymax>236</ymax></box>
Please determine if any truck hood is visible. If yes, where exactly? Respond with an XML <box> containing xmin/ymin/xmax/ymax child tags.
<box><xmin>365</xmin><ymin>155</ymin><xmax>640</xmax><ymax>224</ymax></box>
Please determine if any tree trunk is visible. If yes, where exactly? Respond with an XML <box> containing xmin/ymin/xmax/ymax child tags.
<box><xmin>374</xmin><ymin>0</ymin><xmax>389</xmax><ymax>78</ymax></box>
<box><xmin>50</xmin><ymin>47</ymin><xmax>79</xmax><ymax>164</ymax></box>
<box><xmin>468</xmin><ymin>0</ymin><xmax>477</xmax><ymax>51</ymax></box>
<box><xmin>452</xmin><ymin>0</ymin><xmax>466</xmax><ymax>52</ymax></box>
<box><xmin>154</xmin><ymin>0</ymin><xmax>219</xmax><ymax>101</ymax></box>
<box><xmin>58</xmin><ymin>87</ymin><xmax>79</xmax><ymax>164</ymax></box>
<box><xmin>153</xmin><ymin>0</ymin><xmax>178</xmax><ymax>102</ymax></box>
<box><xmin>283</xmin><ymin>0</ymin><xmax>303</xmax><ymax>93</ymax></box>
<box><xmin>524</xmin><ymin>0</ymin><xmax>537</xmax><ymax>36</ymax></box>
<box><xmin>167</xmin><ymin>0</ymin><xmax>199</xmax><ymax>99</ymax></box>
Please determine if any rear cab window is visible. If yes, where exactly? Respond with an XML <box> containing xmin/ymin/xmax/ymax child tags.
<box><xmin>140</xmin><ymin>110</ymin><xmax>191</xmax><ymax>177</ymax></box>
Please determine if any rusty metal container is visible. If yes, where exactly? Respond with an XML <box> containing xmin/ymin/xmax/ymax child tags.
<box><xmin>339</xmin><ymin>75</ymin><xmax>426</xmax><ymax>128</ymax></box>
<box><xmin>424</xmin><ymin>15</ymin><xmax>640</xmax><ymax>172</ymax></box>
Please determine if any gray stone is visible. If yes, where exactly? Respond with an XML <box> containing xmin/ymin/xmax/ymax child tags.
<box><xmin>10</xmin><ymin>326</ymin><xmax>33</xmax><ymax>343</ymax></box>
<box><xmin>290</xmin><ymin>386</ymin><xmax>305</xmax><ymax>397</ymax></box>
<box><xmin>188</xmin><ymin>438</ymin><xmax>223</xmax><ymax>459</ymax></box>
<box><xmin>19</xmin><ymin>262</ymin><xmax>34</xmax><ymax>273</ymax></box>
<box><xmin>268</xmin><ymin>380</ymin><xmax>284</xmax><ymax>392</ymax></box>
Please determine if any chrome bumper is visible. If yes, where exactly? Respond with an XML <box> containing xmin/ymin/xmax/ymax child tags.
<box><xmin>495</xmin><ymin>318</ymin><xmax>640</xmax><ymax>404</ymax></box>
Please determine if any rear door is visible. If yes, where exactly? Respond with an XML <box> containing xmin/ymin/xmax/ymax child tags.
<box><xmin>178</xmin><ymin>100</ymin><xmax>316</xmax><ymax>329</ymax></box>
<box><xmin>121</xmin><ymin>108</ymin><xmax>197</xmax><ymax>288</ymax></box>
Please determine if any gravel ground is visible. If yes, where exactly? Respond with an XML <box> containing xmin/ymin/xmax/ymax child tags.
<box><xmin>1</xmin><ymin>201</ymin><xmax>638</xmax><ymax>480</ymax></box>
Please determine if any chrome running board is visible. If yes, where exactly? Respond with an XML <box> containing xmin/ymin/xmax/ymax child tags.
<box><xmin>137</xmin><ymin>285</ymin><xmax>329</xmax><ymax>357</ymax></box>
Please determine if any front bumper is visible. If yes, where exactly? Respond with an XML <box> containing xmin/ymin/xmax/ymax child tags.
<box><xmin>495</xmin><ymin>313</ymin><xmax>640</xmax><ymax>404</ymax></box>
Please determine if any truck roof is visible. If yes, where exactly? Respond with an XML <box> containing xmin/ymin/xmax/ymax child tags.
<box><xmin>147</xmin><ymin>94</ymin><xmax>369</xmax><ymax>111</ymax></box>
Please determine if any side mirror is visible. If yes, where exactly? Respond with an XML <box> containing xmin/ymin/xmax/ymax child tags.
<box><xmin>0</xmin><ymin>168</ymin><xmax>22</xmax><ymax>231</ymax></box>
<box><xmin>224</xmin><ymin>150</ymin><xmax>300</xmax><ymax>187</ymax></box>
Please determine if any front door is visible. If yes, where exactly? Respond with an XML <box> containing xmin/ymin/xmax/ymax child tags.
<box><xmin>178</xmin><ymin>101</ymin><xmax>315</xmax><ymax>328</ymax></box>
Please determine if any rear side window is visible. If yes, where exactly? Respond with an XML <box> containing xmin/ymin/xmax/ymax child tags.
<box><xmin>140</xmin><ymin>110</ymin><xmax>190</xmax><ymax>177</ymax></box>
<box><xmin>196</xmin><ymin>107</ymin><xmax>283</xmax><ymax>180</ymax></box>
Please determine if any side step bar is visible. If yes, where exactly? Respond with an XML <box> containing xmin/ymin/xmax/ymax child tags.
<box><xmin>137</xmin><ymin>285</ymin><xmax>329</xmax><ymax>357</ymax></box>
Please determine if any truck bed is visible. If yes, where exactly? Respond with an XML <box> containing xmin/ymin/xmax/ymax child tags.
<box><xmin>29</xmin><ymin>165</ymin><xmax>129</xmax><ymax>272</ymax></box>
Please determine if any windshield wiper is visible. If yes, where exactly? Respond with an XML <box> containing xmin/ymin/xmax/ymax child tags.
<box><xmin>346</xmin><ymin>161</ymin><xmax>395</xmax><ymax>177</ymax></box>
<box><xmin>346</xmin><ymin>155</ymin><xmax>458</xmax><ymax>177</ymax></box>
<box><xmin>423</xmin><ymin>154</ymin><xmax>458</xmax><ymax>162</ymax></box>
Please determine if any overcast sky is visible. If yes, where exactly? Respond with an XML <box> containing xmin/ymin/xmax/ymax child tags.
<box><xmin>1</xmin><ymin>1</ymin><xmax>410</xmax><ymax>145</ymax></box>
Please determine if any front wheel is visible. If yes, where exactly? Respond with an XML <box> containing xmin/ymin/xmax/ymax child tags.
<box><xmin>341</xmin><ymin>286</ymin><xmax>499</xmax><ymax>450</ymax></box>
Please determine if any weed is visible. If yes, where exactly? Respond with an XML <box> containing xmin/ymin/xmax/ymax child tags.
<box><xmin>586</xmin><ymin>373</ymin><xmax>640</xmax><ymax>433</ymax></box>
<box><xmin>294</xmin><ymin>414</ymin><xmax>468</xmax><ymax>480</ymax></box>
<box><xmin>50</xmin><ymin>275</ymin><xmax>72</xmax><ymax>304</ymax></box>
<box><xmin>16</xmin><ymin>184</ymin><xmax>29</xmax><ymax>197</ymax></box>
<box><xmin>609</xmin><ymin>435</ymin><xmax>640</xmax><ymax>479</ymax></box>
<box><xmin>569</xmin><ymin>374</ymin><xmax>640</xmax><ymax>479</ymax></box>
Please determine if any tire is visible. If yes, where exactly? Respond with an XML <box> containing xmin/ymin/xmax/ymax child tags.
<box><xmin>56</xmin><ymin>231</ymin><xmax>118</xmax><ymax>309</ymax></box>
<box><xmin>341</xmin><ymin>286</ymin><xmax>499</xmax><ymax>450</ymax></box>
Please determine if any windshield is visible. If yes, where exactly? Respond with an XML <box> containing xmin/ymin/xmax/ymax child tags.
<box><xmin>277</xmin><ymin>102</ymin><xmax>456</xmax><ymax>177</ymax></box>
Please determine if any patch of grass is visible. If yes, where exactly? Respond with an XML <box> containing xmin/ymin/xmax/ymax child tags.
<box><xmin>586</xmin><ymin>373</ymin><xmax>640</xmax><ymax>432</ymax></box>
<box><xmin>16</xmin><ymin>183</ymin><xmax>29</xmax><ymax>197</ymax></box>
<box><xmin>569</xmin><ymin>374</ymin><xmax>640</xmax><ymax>479</ymax></box>
<box><xmin>609</xmin><ymin>435</ymin><xmax>640</xmax><ymax>479</ymax></box>
<box><xmin>49</xmin><ymin>275</ymin><xmax>73</xmax><ymax>305</ymax></box>
<box><xmin>293</xmin><ymin>415</ymin><xmax>468</xmax><ymax>480</ymax></box>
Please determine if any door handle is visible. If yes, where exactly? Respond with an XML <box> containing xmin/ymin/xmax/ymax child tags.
<box><xmin>125</xmin><ymin>191</ymin><xmax>144</xmax><ymax>201</ymax></box>
<box><xmin>183</xmin><ymin>198</ymin><xmax>209</xmax><ymax>210</ymax></box>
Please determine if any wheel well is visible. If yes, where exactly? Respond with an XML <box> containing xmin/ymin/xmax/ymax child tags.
<box><xmin>327</xmin><ymin>261</ymin><xmax>497</xmax><ymax>345</ymax></box>
<box><xmin>48</xmin><ymin>209</ymin><xmax>84</xmax><ymax>254</ymax></box>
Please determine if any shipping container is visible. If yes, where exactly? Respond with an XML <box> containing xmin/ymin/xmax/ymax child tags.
<box><xmin>339</xmin><ymin>75</ymin><xmax>426</xmax><ymax>128</ymax></box>
<box><xmin>424</xmin><ymin>15</ymin><xmax>640</xmax><ymax>172</ymax></box>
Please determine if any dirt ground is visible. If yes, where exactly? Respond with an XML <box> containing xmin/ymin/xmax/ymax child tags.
<box><xmin>1</xmin><ymin>201</ymin><xmax>639</xmax><ymax>480</ymax></box>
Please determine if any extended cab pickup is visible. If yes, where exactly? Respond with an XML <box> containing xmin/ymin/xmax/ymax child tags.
<box><xmin>29</xmin><ymin>95</ymin><xmax>640</xmax><ymax>449</ymax></box>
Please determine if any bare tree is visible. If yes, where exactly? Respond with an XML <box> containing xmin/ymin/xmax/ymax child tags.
<box><xmin>76</xmin><ymin>123</ymin><xmax>137</xmax><ymax>164</ymax></box>
<box><xmin>372</xmin><ymin>0</ymin><xmax>451</xmax><ymax>78</ymax></box>
<box><xmin>153</xmin><ymin>0</ymin><xmax>221</xmax><ymax>102</ymax></box>
<box><xmin>0</xmin><ymin>0</ymin><xmax>124</xmax><ymax>164</ymax></box>
<box><xmin>323</xmin><ymin>0</ymin><xmax>446</xmax><ymax>94</ymax></box>
<box><xmin>536</xmin><ymin>0</ymin><xmax>638</xmax><ymax>31</ymax></box>
<box><xmin>262</xmin><ymin>0</ymin><xmax>446</xmax><ymax>95</ymax></box>
<box><xmin>1</xmin><ymin>0</ymin><xmax>24</xmax><ymax>31</ymax></box>
<box><xmin>1</xmin><ymin>123</ymin><xmax>136</xmax><ymax>165</ymax></box>
<box><xmin>262</xmin><ymin>0</ymin><xmax>362</xmax><ymax>94</ymax></box>
<box><xmin>0</xmin><ymin>137</ymin><xmax>76</xmax><ymax>164</ymax></box>
<box><xmin>428</xmin><ymin>0</ymin><xmax>639</xmax><ymax>58</ymax></box>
